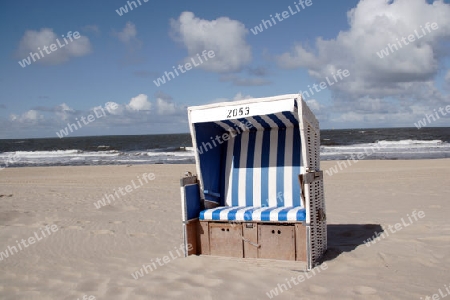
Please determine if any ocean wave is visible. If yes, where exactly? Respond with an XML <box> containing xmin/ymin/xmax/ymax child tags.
<box><xmin>1</xmin><ymin>138</ymin><xmax>449</xmax><ymax>168</ymax></box>
<box><xmin>321</xmin><ymin>139</ymin><xmax>450</xmax><ymax>160</ymax></box>
<box><xmin>322</xmin><ymin>139</ymin><xmax>447</xmax><ymax>150</ymax></box>
<box><xmin>9</xmin><ymin>150</ymin><xmax>121</xmax><ymax>158</ymax></box>
<box><xmin>376</xmin><ymin>139</ymin><xmax>443</xmax><ymax>146</ymax></box>
<box><xmin>0</xmin><ymin>148</ymin><xmax>195</xmax><ymax>168</ymax></box>
<box><xmin>145</xmin><ymin>151</ymin><xmax>194</xmax><ymax>157</ymax></box>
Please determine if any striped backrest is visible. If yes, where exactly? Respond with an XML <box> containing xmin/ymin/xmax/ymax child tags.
<box><xmin>193</xmin><ymin>110</ymin><xmax>303</xmax><ymax>208</ymax></box>
<box><xmin>219</xmin><ymin>113</ymin><xmax>302</xmax><ymax>208</ymax></box>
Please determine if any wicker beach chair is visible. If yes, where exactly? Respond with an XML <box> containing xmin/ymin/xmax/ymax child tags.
<box><xmin>180</xmin><ymin>94</ymin><xmax>326</xmax><ymax>269</ymax></box>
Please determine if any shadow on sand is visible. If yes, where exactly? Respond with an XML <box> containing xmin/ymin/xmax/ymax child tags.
<box><xmin>320</xmin><ymin>224</ymin><xmax>384</xmax><ymax>263</ymax></box>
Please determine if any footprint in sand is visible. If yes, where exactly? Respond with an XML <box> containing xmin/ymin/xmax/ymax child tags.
<box><xmin>428</xmin><ymin>205</ymin><xmax>441</xmax><ymax>209</ymax></box>
<box><xmin>180</xmin><ymin>274</ymin><xmax>222</xmax><ymax>287</ymax></box>
<box><xmin>65</xmin><ymin>225</ymin><xmax>84</xmax><ymax>230</ymax></box>
<box><xmin>353</xmin><ymin>286</ymin><xmax>377</xmax><ymax>295</ymax></box>
<box><xmin>381</xmin><ymin>209</ymin><xmax>397</xmax><ymax>213</ymax></box>
<box><xmin>139</xmin><ymin>220</ymin><xmax>156</xmax><ymax>223</ymax></box>
<box><xmin>77</xmin><ymin>220</ymin><xmax>91</xmax><ymax>224</ymax></box>
<box><xmin>108</xmin><ymin>220</ymin><xmax>125</xmax><ymax>224</ymax></box>
<box><xmin>90</xmin><ymin>229</ymin><xmax>115</xmax><ymax>235</ymax></box>
<box><xmin>128</xmin><ymin>232</ymin><xmax>148</xmax><ymax>237</ymax></box>
<box><xmin>0</xmin><ymin>210</ymin><xmax>22</xmax><ymax>225</ymax></box>
<box><xmin>412</xmin><ymin>256</ymin><xmax>440</xmax><ymax>268</ymax></box>
<box><xmin>75</xmin><ymin>280</ymin><xmax>99</xmax><ymax>291</ymax></box>
<box><xmin>308</xmin><ymin>284</ymin><xmax>328</xmax><ymax>294</ymax></box>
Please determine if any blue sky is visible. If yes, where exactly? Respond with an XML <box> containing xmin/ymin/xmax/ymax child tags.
<box><xmin>0</xmin><ymin>0</ymin><xmax>449</xmax><ymax>138</ymax></box>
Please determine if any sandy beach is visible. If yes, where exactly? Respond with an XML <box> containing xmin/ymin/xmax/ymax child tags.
<box><xmin>0</xmin><ymin>159</ymin><xmax>449</xmax><ymax>300</ymax></box>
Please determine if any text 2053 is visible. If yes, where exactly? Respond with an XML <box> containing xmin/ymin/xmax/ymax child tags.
<box><xmin>226</xmin><ymin>106</ymin><xmax>250</xmax><ymax>118</ymax></box>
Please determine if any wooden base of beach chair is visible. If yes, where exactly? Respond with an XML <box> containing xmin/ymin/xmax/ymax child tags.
<box><xmin>184</xmin><ymin>220</ymin><xmax>199</xmax><ymax>256</ymax></box>
<box><xmin>196</xmin><ymin>221</ymin><xmax>308</xmax><ymax>262</ymax></box>
<box><xmin>295</xmin><ymin>223</ymin><xmax>307</xmax><ymax>261</ymax></box>
<box><xmin>183</xmin><ymin>219</ymin><xmax>210</xmax><ymax>256</ymax></box>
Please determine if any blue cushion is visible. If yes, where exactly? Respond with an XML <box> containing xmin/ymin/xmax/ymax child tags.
<box><xmin>200</xmin><ymin>206</ymin><xmax>306</xmax><ymax>222</ymax></box>
<box><xmin>183</xmin><ymin>184</ymin><xmax>201</xmax><ymax>221</ymax></box>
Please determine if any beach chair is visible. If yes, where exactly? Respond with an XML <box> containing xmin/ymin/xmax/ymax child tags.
<box><xmin>180</xmin><ymin>94</ymin><xmax>326</xmax><ymax>270</ymax></box>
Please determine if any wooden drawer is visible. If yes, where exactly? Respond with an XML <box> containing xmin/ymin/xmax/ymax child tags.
<box><xmin>258</xmin><ymin>224</ymin><xmax>295</xmax><ymax>260</ymax></box>
<box><xmin>209</xmin><ymin>223</ymin><xmax>243</xmax><ymax>258</ymax></box>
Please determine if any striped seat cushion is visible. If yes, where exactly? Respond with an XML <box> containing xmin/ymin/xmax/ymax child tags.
<box><xmin>199</xmin><ymin>206</ymin><xmax>306</xmax><ymax>222</ymax></box>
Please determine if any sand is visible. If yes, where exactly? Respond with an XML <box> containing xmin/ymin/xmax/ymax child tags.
<box><xmin>0</xmin><ymin>160</ymin><xmax>449</xmax><ymax>300</ymax></box>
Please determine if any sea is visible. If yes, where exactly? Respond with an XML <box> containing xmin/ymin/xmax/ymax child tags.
<box><xmin>0</xmin><ymin>127</ymin><xmax>449</xmax><ymax>168</ymax></box>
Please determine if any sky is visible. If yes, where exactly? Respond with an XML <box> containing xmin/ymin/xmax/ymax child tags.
<box><xmin>0</xmin><ymin>0</ymin><xmax>449</xmax><ymax>139</ymax></box>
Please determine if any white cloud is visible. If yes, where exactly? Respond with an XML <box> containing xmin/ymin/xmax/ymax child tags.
<box><xmin>59</xmin><ymin>103</ymin><xmax>72</xmax><ymax>111</ymax></box>
<box><xmin>116</xmin><ymin>22</ymin><xmax>137</xmax><ymax>43</ymax></box>
<box><xmin>10</xmin><ymin>110</ymin><xmax>43</xmax><ymax>123</ymax></box>
<box><xmin>156</xmin><ymin>98</ymin><xmax>177</xmax><ymax>115</ymax></box>
<box><xmin>82</xmin><ymin>25</ymin><xmax>100</xmax><ymax>35</ymax></box>
<box><xmin>1</xmin><ymin>94</ymin><xmax>190</xmax><ymax>138</ymax></box>
<box><xmin>126</xmin><ymin>94</ymin><xmax>152</xmax><ymax>111</ymax></box>
<box><xmin>305</xmin><ymin>99</ymin><xmax>323</xmax><ymax>112</ymax></box>
<box><xmin>17</xmin><ymin>28</ymin><xmax>92</xmax><ymax>65</ymax></box>
<box><xmin>232</xmin><ymin>92</ymin><xmax>252</xmax><ymax>101</ymax></box>
<box><xmin>104</xmin><ymin>102</ymin><xmax>122</xmax><ymax>115</ymax></box>
<box><xmin>445</xmin><ymin>70</ymin><xmax>450</xmax><ymax>88</ymax></box>
<box><xmin>332</xmin><ymin>111</ymin><xmax>364</xmax><ymax>123</ymax></box>
<box><xmin>170</xmin><ymin>11</ymin><xmax>252</xmax><ymax>73</ymax></box>
<box><xmin>209</xmin><ymin>92</ymin><xmax>253</xmax><ymax>104</ymax></box>
<box><xmin>88</xmin><ymin>95</ymin><xmax>181</xmax><ymax>116</ymax></box>
<box><xmin>66</xmin><ymin>37</ymin><xmax>92</xmax><ymax>57</ymax></box>
<box><xmin>276</xmin><ymin>0</ymin><xmax>450</xmax><ymax>99</ymax></box>
<box><xmin>220</xmin><ymin>74</ymin><xmax>270</xmax><ymax>86</ymax></box>
<box><xmin>115</xmin><ymin>22</ymin><xmax>141</xmax><ymax>49</ymax></box>
<box><xmin>55</xmin><ymin>103</ymin><xmax>75</xmax><ymax>120</ymax></box>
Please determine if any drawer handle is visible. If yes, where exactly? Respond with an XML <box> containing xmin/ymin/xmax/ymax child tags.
<box><xmin>241</xmin><ymin>236</ymin><xmax>261</xmax><ymax>248</ymax></box>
